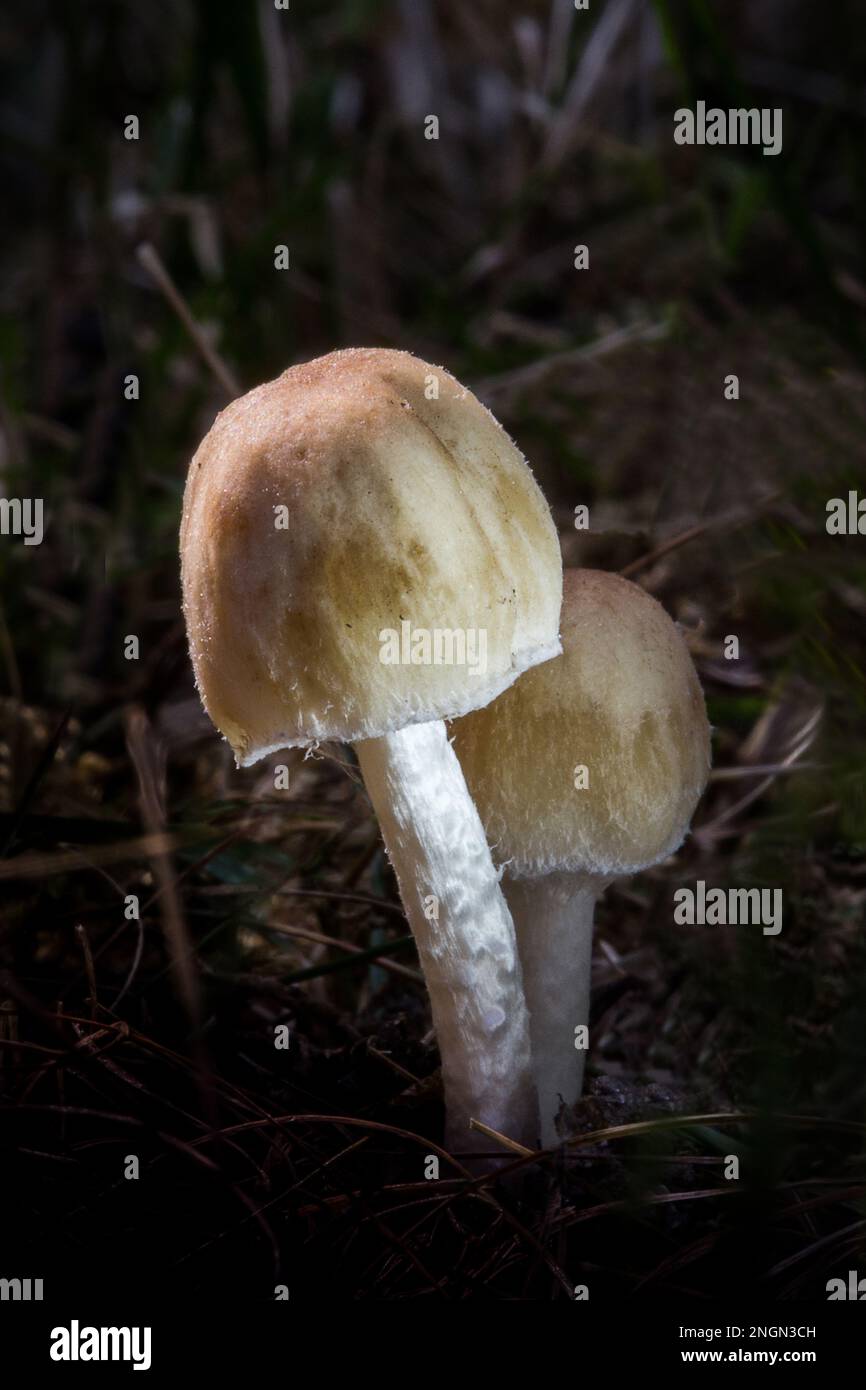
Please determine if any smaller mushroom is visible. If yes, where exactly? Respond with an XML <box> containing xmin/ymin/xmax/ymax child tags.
<box><xmin>452</xmin><ymin>569</ymin><xmax>711</xmax><ymax>1145</ymax></box>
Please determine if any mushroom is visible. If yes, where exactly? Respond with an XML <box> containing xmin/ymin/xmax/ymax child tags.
<box><xmin>452</xmin><ymin>569</ymin><xmax>711</xmax><ymax>1144</ymax></box>
<box><xmin>179</xmin><ymin>348</ymin><xmax>563</xmax><ymax>1149</ymax></box>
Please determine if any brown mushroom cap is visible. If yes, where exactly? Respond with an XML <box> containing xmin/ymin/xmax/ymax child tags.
<box><xmin>180</xmin><ymin>348</ymin><xmax>562</xmax><ymax>764</ymax></box>
<box><xmin>452</xmin><ymin>569</ymin><xmax>711</xmax><ymax>879</ymax></box>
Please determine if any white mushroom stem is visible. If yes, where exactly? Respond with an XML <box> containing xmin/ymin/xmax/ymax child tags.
<box><xmin>505</xmin><ymin>872</ymin><xmax>607</xmax><ymax>1147</ymax></box>
<box><xmin>355</xmin><ymin>720</ymin><xmax>537</xmax><ymax>1151</ymax></box>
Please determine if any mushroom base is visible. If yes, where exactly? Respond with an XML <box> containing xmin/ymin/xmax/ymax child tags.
<box><xmin>506</xmin><ymin>872</ymin><xmax>609</xmax><ymax>1147</ymax></box>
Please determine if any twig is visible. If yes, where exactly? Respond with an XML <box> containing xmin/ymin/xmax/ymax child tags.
<box><xmin>474</xmin><ymin>319</ymin><xmax>667</xmax><ymax>399</ymax></box>
<box><xmin>74</xmin><ymin>924</ymin><xmax>98</xmax><ymax>1019</ymax></box>
<box><xmin>366</xmin><ymin>1042</ymin><xmax>423</xmax><ymax>1085</ymax></box>
<box><xmin>696</xmin><ymin>705</ymin><xmax>822</xmax><ymax>841</ymax></box>
<box><xmin>124</xmin><ymin>705</ymin><xmax>202</xmax><ymax>1035</ymax></box>
<box><xmin>468</xmin><ymin>1117</ymin><xmax>534</xmax><ymax>1157</ymax></box>
<box><xmin>136</xmin><ymin>242</ymin><xmax>240</xmax><ymax>397</ymax></box>
<box><xmin>200</xmin><ymin>883</ymin><xmax>408</xmax><ymax>919</ymax></box>
<box><xmin>0</xmin><ymin>599</ymin><xmax>22</xmax><ymax>701</ymax></box>
<box><xmin>0</xmin><ymin>708</ymin><xmax>72</xmax><ymax>858</ymax></box>
<box><xmin>620</xmin><ymin>521</ymin><xmax>715</xmax><ymax>578</ymax></box>
<box><xmin>620</xmin><ymin>491</ymin><xmax>782</xmax><ymax>578</ymax></box>
<box><xmin>542</xmin><ymin>0</ymin><xmax>640</xmax><ymax>171</ymax></box>
<box><xmin>0</xmin><ymin>832</ymin><xmax>177</xmax><ymax>882</ymax></box>
<box><xmin>267</xmin><ymin>921</ymin><xmax>423</xmax><ymax>984</ymax></box>
<box><xmin>110</xmin><ymin>910</ymin><xmax>146</xmax><ymax>1011</ymax></box>
<box><xmin>709</xmin><ymin>762</ymin><xmax>823</xmax><ymax>781</ymax></box>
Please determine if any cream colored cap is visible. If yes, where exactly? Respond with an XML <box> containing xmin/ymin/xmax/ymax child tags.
<box><xmin>452</xmin><ymin>569</ymin><xmax>711</xmax><ymax>879</ymax></box>
<box><xmin>180</xmin><ymin>348</ymin><xmax>562</xmax><ymax>764</ymax></box>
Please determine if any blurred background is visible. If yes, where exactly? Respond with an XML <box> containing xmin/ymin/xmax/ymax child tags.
<box><xmin>0</xmin><ymin>0</ymin><xmax>865</xmax><ymax>1301</ymax></box>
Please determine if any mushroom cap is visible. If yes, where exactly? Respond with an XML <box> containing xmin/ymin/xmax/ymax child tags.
<box><xmin>180</xmin><ymin>348</ymin><xmax>562</xmax><ymax>764</ymax></box>
<box><xmin>451</xmin><ymin>568</ymin><xmax>711</xmax><ymax>880</ymax></box>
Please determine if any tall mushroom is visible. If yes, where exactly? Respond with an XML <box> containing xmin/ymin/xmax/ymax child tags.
<box><xmin>180</xmin><ymin>348</ymin><xmax>562</xmax><ymax>1148</ymax></box>
<box><xmin>452</xmin><ymin>569</ymin><xmax>711</xmax><ymax>1145</ymax></box>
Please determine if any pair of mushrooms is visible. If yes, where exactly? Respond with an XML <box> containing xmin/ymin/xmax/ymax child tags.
<box><xmin>181</xmin><ymin>349</ymin><xmax>710</xmax><ymax>1150</ymax></box>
